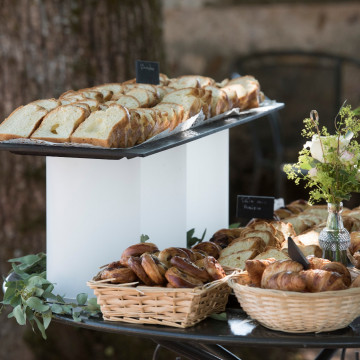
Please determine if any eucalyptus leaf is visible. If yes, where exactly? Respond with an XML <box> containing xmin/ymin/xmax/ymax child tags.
<box><xmin>26</xmin><ymin>297</ymin><xmax>50</xmax><ymax>312</ymax></box>
<box><xmin>229</xmin><ymin>223</ymin><xmax>240</xmax><ymax>229</ymax></box>
<box><xmin>34</xmin><ymin>317</ymin><xmax>47</xmax><ymax>340</ymax></box>
<box><xmin>8</xmin><ymin>254</ymin><xmax>41</xmax><ymax>265</ymax></box>
<box><xmin>51</xmin><ymin>303</ymin><xmax>64</xmax><ymax>314</ymax></box>
<box><xmin>76</xmin><ymin>293</ymin><xmax>88</xmax><ymax>306</ymax></box>
<box><xmin>140</xmin><ymin>234</ymin><xmax>149</xmax><ymax>243</ymax></box>
<box><xmin>43</xmin><ymin>312</ymin><xmax>52</xmax><ymax>330</ymax></box>
<box><xmin>2</xmin><ymin>287</ymin><xmax>17</xmax><ymax>305</ymax></box>
<box><xmin>209</xmin><ymin>312</ymin><xmax>227</xmax><ymax>321</ymax></box>
<box><xmin>72</xmin><ymin>312</ymin><xmax>81</xmax><ymax>322</ymax></box>
<box><xmin>13</xmin><ymin>305</ymin><xmax>26</xmax><ymax>325</ymax></box>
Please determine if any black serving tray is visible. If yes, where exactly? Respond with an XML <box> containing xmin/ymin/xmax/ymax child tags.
<box><xmin>0</xmin><ymin>102</ymin><xmax>284</xmax><ymax>160</ymax></box>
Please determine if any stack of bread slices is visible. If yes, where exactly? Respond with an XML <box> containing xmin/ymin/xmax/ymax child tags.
<box><xmin>0</xmin><ymin>74</ymin><xmax>263</xmax><ymax>148</ymax></box>
<box><xmin>212</xmin><ymin>199</ymin><xmax>360</xmax><ymax>270</ymax></box>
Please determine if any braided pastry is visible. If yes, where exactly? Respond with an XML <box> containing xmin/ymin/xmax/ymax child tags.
<box><xmin>170</xmin><ymin>256</ymin><xmax>210</xmax><ymax>282</ymax></box>
<box><xmin>120</xmin><ymin>242</ymin><xmax>159</xmax><ymax>266</ymax></box>
<box><xmin>99</xmin><ymin>261</ymin><xmax>138</xmax><ymax>284</ymax></box>
<box><xmin>165</xmin><ymin>267</ymin><xmax>204</xmax><ymax>288</ymax></box>
<box><xmin>141</xmin><ymin>253</ymin><xmax>167</xmax><ymax>285</ymax></box>
<box><xmin>158</xmin><ymin>247</ymin><xmax>189</xmax><ymax>268</ymax></box>
<box><xmin>192</xmin><ymin>241</ymin><xmax>222</xmax><ymax>259</ymax></box>
<box><xmin>127</xmin><ymin>256</ymin><xmax>153</xmax><ymax>286</ymax></box>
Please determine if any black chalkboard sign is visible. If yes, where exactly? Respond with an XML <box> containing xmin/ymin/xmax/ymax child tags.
<box><xmin>136</xmin><ymin>60</ymin><xmax>160</xmax><ymax>85</ymax></box>
<box><xmin>236</xmin><ymin>195</ymin><xmax>275</xmax><ymax>220</ymax></box>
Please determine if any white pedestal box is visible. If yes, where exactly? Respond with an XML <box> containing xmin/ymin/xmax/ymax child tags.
<box><xmin>46</xmin><ymin>130</ymin><xmax>229</xmax><ymax>297</ymax></box>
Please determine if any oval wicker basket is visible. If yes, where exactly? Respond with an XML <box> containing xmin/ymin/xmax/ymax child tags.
<box><xmin>228</xmin><ymin>273</ymin><xmax>360</xmax><ymax>333</ymax></box>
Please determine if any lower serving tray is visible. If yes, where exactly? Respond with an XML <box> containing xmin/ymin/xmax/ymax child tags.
<box><xmin>0</xmin><ymin>102</ymin><xmax>284</xmax><ymax>160</ymax></box>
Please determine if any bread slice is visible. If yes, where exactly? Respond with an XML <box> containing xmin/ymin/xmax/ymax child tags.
<box><xmin>283</xmin><ymin>216</ymin><xmax>309</xmax><ymax>235</ymax></box>
<box><xmin>30</xmin><ymin>99</ymin><xmax>61</xmax><ymax>112</ymax></box>
<box><xmin>253</xmin><ymin>247</ymin><xmax>290</xmax><ymax>261</ymax></box>
<box><xmin>31</xmin><ymin>105</ymin><xmax>87</xmax><ymax>143</ymax></box>
<box><xmin>247</xmin><ymin>221</ymin><xmax>277</xmax><ymax>236</ymax></box>
<box><xmin>241</xmin><ymin>229</ymin><xmax>280</xmax><ymax>248</ymax></box>
<box><xmin>107</xmin><ymin>95</ymin><xmax>140</xmax><ymax>110</ymax></box>
<box><xmin>129</xmin><ymin>108</ymin><xmax>157</xmax><ymax>144</ymax></box>
<box><xmin>226</xmin><ymin>75</ymin><xmax>260</xmax><ymax>109</ymax></box>
<box><xmin>92</xmin><ymin>83</ymin><xmax>124</xmax><ymax>97</ymax></box>
<box><xmin>71</xmin><ymin>99</ymin><xmax>100</xmax><ymax>112</ymax></box>
<box><xmin>219</xmin><ymin>237</ymin><xmax>266</xmax><ymax>258</ymax></box>
<box><xmin>88</xmin><ymin>87</ymin><xmax>113</xmax><ymax>101</ymax></box>
<box><xmin>70</xmin><ymin>105</ymin><xmax>129</xmax><ymax>148</ymax></box>
<box><xmin>270</xmin><ymin>221</ymin><xmax>296</xmax><ymax>241</ymax></box>
<box><xmin>295</xmin><ymin>229</ymin><xmax>320</xmax><ymax>247</ymax></box>
<box><xmin>125</xmin><ymin>88</ymin><xmax>150</xmax><ymax>107</ymax></box>
<box><xmin>218</xmin><ymin>249</ymin><xmax>259</xmax><ymax>270</ymax></box>
<box><xmin>204</xmin><ymin>86</ymin><xmax>230</xmax><ymax>117</ymax></box>
<box><xmin>162</xmin><ymin>90</ymin><xmax>203</xmax><ymax>121</ymax></box>
<box><xmin>0</xmin><ymin>104</ymin><xmax>48</xmax><ymax>140</ymax></box>
<box><xmin>220</xmin><ymin>86</ymin><xmax>239</xmax><ymax>109</ymax></box>
<box><xmin>221</xmin><ymin>84</ymin><xmax>248</xmax><ymax>110</ymax></box>
<box><xmin>168</xmin><ymin>75</ymin><xmax>216</xmax><ymax>89</ymax></box>
<box><xmin>159</xmin><ymin>73</ymin><xmax>169</xmax><ymax>86</ymax></box>
<box><xmin>153</xmin><ymin>102</ymin><xmax>184</xmax><ymax>130</ymax></box>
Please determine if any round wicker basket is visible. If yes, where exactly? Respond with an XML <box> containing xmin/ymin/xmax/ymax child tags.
<box><xmin>228</xmin><ymin>274</ymin><xmax>360</xmax><ymax>333</ymax></box>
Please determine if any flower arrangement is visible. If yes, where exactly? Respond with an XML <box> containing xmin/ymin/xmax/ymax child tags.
<box><xmin>284</xmin><ymin>105</ymin><xmax>360</xmax><ymax>204</ymax></box>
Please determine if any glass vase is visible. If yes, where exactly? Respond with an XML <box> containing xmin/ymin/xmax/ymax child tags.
<box><xmin>318</xmin><ymin>202</ymin><xmax>350</xmax><ymax>265</ymax></box>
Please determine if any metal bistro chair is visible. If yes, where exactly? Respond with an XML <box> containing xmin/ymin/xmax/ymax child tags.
<box><xmin>232</xmin><ymin>51</ymin><xmax>360</xmax><ymax>200</ymax></box>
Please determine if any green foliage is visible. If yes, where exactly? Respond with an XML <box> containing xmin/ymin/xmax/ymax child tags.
<box><xmin>1</xmin><ymin>253</ymin><xmax>101</xmax><ymax>340</ymax></box>
<box><xmin>140</xmin><ymin>234</ymin><xmax>150</xmax><ymax>243</ymax></box>
<box><xmin>285</xmin><ymin>105</ymin><xmax>360</xmax><ymax>204</ymax></box>
<box><xmin>187</xmin><ymin>228</ymin><xmax>207</xmax><ymax>248</ymax></box>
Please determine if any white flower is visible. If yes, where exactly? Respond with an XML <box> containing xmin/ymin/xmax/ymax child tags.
<box><xmin>308</xmin><ymin>167</ymin><xmax>318</xmax><ymax>178</ymax></box>
<box><xmin>304</xmin><ymin>135</ymin><xmax>351</xmax><ymax>163</ymax></box>
<box><xmin>340</xmin><ymin>151</ymin><xmax>356</xmax><ymax>165</ymax></box>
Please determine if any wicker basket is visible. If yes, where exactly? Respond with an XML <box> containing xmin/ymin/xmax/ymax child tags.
<box><xmin>87</xmin><ymin>278</ymin><xmax>231</xmax><ymax>328</ymax></box>
<box><xmin>228</xmin><ymin>273</ymin><xmax>360</xmax><ymax>333</ymax></box>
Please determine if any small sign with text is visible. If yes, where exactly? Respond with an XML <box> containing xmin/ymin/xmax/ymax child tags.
<box><xmin>136</xmin><ymin>60</ymin><xmax>160</xmax><ymax>85</ymax></box>
<box><xmin>236</xmin><ymin>195</ymin><xmax>275</xmax><ymax>220</ymax></box>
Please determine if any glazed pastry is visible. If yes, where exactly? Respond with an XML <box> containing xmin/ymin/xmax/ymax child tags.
<box><xmin>165</xmin><ymin>267</ymin><xmax>204</xmax><ymax>288</ymax></box>
<box><xmin>170</xmin><ymin>256</ymin><xmax>210</xmax><ymax>282</ymax></box>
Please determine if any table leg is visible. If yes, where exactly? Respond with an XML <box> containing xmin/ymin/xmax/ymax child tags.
<box><xmin>152</xmin><ymin>339</ymin><xmax>226</xmax><ymax>360</ymax></box>
<box><xmin>196</xmin><ymin>343</ymin><xmax>242</xmax><ymax>360</ymax></box>
<box><xmin>314</xmin><ymin>349</ymin><xmax>338</xmax><ymax>360</ymax></box>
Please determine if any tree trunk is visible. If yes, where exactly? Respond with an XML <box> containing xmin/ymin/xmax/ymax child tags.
<box><xmin>0</xmin><ymin>1</ymin><xmax>165</xmax><ymax>359</ymax></box>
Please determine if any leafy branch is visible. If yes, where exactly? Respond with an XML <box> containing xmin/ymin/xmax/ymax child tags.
<box><xmin>1</xmin><ymin>253</ymin><xmax>100</xmax><ymax>339</ymax></box>
<box><xmin>187</xmin><ymin>228</ymin><xmax>207</xmax><ymax>248</ymax></box>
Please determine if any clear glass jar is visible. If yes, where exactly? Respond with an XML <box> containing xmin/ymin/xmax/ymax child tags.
<box><xmin>318</xmin><ymin>202</ymin><xmax>350</xmax><ymax>265</ymax></box>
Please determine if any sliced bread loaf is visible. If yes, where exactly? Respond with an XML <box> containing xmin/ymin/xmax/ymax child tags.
<box><xmin>70</xmin><ymin>105</ymin><xmax>129</xmax><ymax>148</ymax></box>
<box><xmin>0</xmin><ymin>104</ymin><xmax>48</xmax><ymax>140</ymax></box>
<box><xmin>31</xmin><ymin>105</ymin><xmax>87</xmax><ymax>143</ymax></box>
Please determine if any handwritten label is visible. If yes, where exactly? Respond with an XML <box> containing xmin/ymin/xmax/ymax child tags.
<box><xmin>136</xmin><ymin>60</ymin><xmax>160</xmax><ymax>85</ymax></box>
<box><xmin>236</xmin><ymin>195</ymin><xmax>275</xmax><ymax>220</ymax></box>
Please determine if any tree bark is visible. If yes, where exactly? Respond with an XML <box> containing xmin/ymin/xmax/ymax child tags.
<box><xmin>0</xmin><ymin>1</ymin><xmax>165</xmax><ymax>359</ymax></box>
